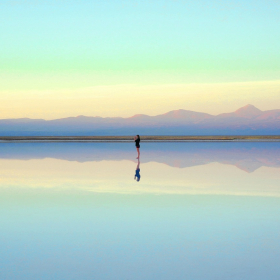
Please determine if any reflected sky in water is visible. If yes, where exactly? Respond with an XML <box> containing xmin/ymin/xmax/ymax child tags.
<box><xmin>0</xmin><ymin>142</ymin><xmax>280</xmax><ymax>279</ymax></box>
<box><xmin>0</xmin><ymin>142</ymin><xmax>279</xmax><ymax>196</ymax></box>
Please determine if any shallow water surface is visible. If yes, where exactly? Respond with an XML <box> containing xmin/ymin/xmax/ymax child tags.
<box><xmin>0</xmin><ymin>142</ymin><xmax>280</xmax><ymax>280</ymax></box>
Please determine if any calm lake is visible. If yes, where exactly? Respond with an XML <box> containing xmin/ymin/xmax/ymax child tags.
<box><xmin>1</xmin><ymin>142</ymin><xmax>280</xmax><ymax>280</ymax></box>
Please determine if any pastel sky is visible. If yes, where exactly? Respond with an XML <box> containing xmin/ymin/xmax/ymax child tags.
<box><xmin>1</xmin><ymin>0</ymin><xmax>280</xmax><ymax>119</ymax></box>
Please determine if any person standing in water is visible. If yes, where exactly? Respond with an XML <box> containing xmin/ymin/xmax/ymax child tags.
<box><xmin>134</xmin><ymin>135</ymin><xmax>140</xmax><ymax>159</ymax></box>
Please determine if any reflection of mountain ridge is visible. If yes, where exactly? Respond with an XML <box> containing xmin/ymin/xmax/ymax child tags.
<box><xmin>0</xmin><ymin>142</ymin><xmax>279</xmax><ymax>173</ymax></box>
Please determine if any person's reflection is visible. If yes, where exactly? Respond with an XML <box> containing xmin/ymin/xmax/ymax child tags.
<box><xmin>134</xmin><ymin>158</ymin><xmax>141</xmax><ymax>182</ymax></box>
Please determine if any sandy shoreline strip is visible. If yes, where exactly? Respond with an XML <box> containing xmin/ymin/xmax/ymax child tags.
<box><xmin>0</xmin><ymin>136</ymin><xmax>279</xmax><ymax>142</ymax></box>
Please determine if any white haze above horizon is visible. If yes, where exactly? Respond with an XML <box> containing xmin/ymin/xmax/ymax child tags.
<box><xmin>1</xmin><ymin>80</ymin><xmax>280</xmax><ymax>120</ymax></box>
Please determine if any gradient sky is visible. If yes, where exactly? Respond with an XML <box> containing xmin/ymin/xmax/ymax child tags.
<box><xmin>1</xmin><ymin>0</ymin><xmax>280</xmax><ymax>119</ymax></box>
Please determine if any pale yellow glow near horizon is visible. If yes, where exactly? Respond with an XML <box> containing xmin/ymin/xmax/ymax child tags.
<box><xmin>1</xmin><ymin>80</ymin><xmax>280</xmax><ymax>119</ymax></box>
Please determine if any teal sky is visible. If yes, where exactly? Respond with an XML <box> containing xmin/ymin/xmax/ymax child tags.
<box><xmin>1</xmin><ymin>0</ymin><xmax>280</xmax><ymax>78</ymax></box>
<box><xmin>0</xmin><ymin>0</ymin><xmax>280</xmax><ymax>118</ymax></box>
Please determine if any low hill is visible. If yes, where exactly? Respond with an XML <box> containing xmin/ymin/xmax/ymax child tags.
<box><xmin>0</xmin><ymin>105</ymin><xmax>279</xmax><ymax>136</ymax></box>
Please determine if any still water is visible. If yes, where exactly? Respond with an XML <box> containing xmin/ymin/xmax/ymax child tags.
<box><xmin>0</xmin><ymin>142</ymin><xmax>280</xmax><ymax>280</ymax></box>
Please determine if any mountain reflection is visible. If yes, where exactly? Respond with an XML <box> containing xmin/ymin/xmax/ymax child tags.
<box><xmin>0</xmin><ymin>142</ymin><xmax>279</xmax><ymax>173</ymax></box>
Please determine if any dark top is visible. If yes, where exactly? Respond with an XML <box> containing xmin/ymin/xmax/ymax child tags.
<box><xmin>135</xmin><ymin>138</ymin><xmax>140</xmax><ymax>148</ymax></box>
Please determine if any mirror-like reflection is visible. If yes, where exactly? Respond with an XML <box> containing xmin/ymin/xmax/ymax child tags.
<box><xmin>0</xmin><ymin>142</ymin><xmax>279</xmax><ymax>171</ymax></box>
<box><xmin>134</xmin><ymin>159</ymin><xmax>141</xmax><ymax>182</ymax></box>
<box><xmin>0</xmin><ymin>142</ymin><xmax>279</xmax><ymax>196</ymax></box>
<box><xmin>0</xmin><ymin>142</ymin><xmax>280</xmax><ymax>279</ymax></box>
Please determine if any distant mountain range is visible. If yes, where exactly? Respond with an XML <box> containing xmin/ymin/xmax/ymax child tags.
<box><xmin>1</xmin><ymin>104</ymin><xmax>280</xmax><ymax>135</ymax></box>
